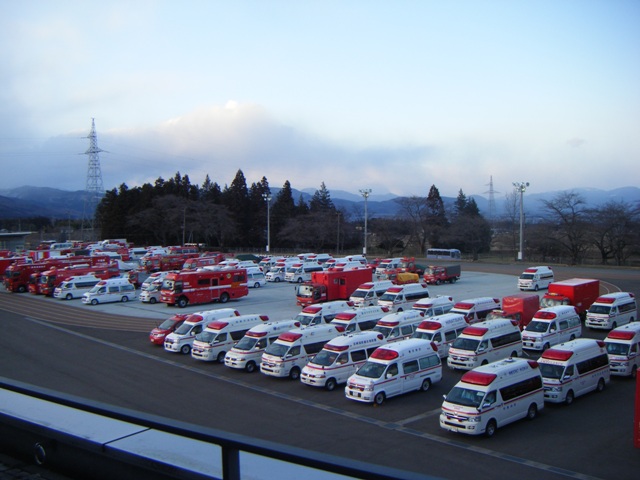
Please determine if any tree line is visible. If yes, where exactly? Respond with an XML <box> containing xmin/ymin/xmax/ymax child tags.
<box><xmin>5</xmin><ymin>169</ymin><xmax>637</xmax><ymax>266</ymax></box>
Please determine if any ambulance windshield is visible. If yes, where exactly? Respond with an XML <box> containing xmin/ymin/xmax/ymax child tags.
<box><xmin>539</xmin><ymin>363</ymin><xmax>564</xmax><ymax>380</ymax></box>
<box><xmin>445</xmin><ymin>386</ymin><xmax>485</xmax><ymax>408</ymax></box>
<box><xmin>356</xmin><ymin>361</ymin><xmax>386</xmax><ymax>379</ymax></box>
<box><xmin>525</xmin><ymin>321</ymin><xmax>550</xmax><ymax>333</ymax></box>
<box><xmin>312</xmin><ymin>350</ymin><xmax>339</xmax><ymax>366</ymax></box>
<box><xmin>605</xmin><ymin>342</ymin><xmax>629</xmax><ymax>356</ymax></box>
<box><xmin>451</xmin><ymin>337</ymin><xmax>480</xmax><ymax>352</ymax></box>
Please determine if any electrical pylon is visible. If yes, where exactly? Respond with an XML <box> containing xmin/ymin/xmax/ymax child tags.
<box><xmin>81</xmin><ymin>118</ymin><xmax>105</xmax><ymax>241</ymax></box>
<box><xmin>484</xmin><ymin>175</ymin><xmax>499</xmax><ymax>222</ymax></box>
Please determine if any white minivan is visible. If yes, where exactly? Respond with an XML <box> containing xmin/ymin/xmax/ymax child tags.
<box><xmin>604</xmin><ymin>323</ymin><xmax>640</xmax><ymax>377</ymax></box>
<box><xmin>377</xmin><ymin>283</ymin><xmax>430</xmax><ymax>312</ymax></box>
<box><xmin>522</xmin><ymin>306</ymin><xmax>582</xmax><ymax>351</ymax></box>
<box><xmin>53</xmin><ymin>274</ymin><xmax>102</xmax><ymax>300</ymax></box>
<box><xmin>585</xmin><ymin>292</ymin><xmax>637</xmax><ymax>330</ymax></box>
<box><xmin>81</xmin><ymin>278</ymin><xmax>137</xmax><ymax>305</ymax></box>
<box><xmin>191</xmin><ymin>314</ymin><xmax>269</xmax><ymax>362</ymax></box>
<box><xmin>517</xmin><ymin>266</ymin><xmax>554</xmax><ymax>291</ymax></box>
<box><xmin>412</xmin><ymin>313</ymin><xmax>468</xmax><ymax>358</ymax></box>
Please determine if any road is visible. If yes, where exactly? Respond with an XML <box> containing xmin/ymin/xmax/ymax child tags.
<box><xmin>0</xmin><ymin>262</ymin><xmax>638</xmax><ymax>480</ymax></box>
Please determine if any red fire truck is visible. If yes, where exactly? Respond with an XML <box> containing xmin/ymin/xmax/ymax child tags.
<box><xmin>295</xmin><ymin>268</ymin><xmax>373</xmax><ymax>306</ymax></box>
<box><xmin>5</xmin><ymin>255</ymin><xmax>110</xmax><ymax>293</ymax></box>
<box><xmin>160</xmin><ymin>268</ymin><xmax>249</xmax><ymax>308</ymax></box>
<box><xmin>36</xmin><ymin>263</ymin><xmax>121</xmax><ymax>296</ymax></box>
<box><xmin>140</xmin><ymin>253</ymin><xmax>199</xmax><ymax>273</ymax></box>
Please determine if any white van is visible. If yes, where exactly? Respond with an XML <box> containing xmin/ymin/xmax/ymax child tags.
<box><xmin>139</xmin><ymin>279</ymin><xmax>163</xmax><ymax>304</ymax></box>
<box><xmin>163</xmin><ymin>308</ymin><xmax>240</xmax><ymax>354</ymax></box>
<box><xmin>538</xmin><ymin>338</ymin><xmax>610</xmax><ymax>405</ymax></box>
<box><xmin>349</xmin><ymin>280</ymin><xmax>395</xmax><ymax>307</ymax></box>
<box><xmin>374</xmin><ymin>257</ymin><xmax>403</xmax><ymax>277</ymax></box>
<box><xmin>604</xmin><ymin>323</ymin><xmax>640</xmax><ymax>377</ymax></box>
<box><xmin>412</xmin><ymin>296</ymin><xmax>455</xmax><ymax>318</ymax></box>
<box><xmin>247</xmin><ymin>270</ymin><xmax>267</xmax><ymax>288</ymax></box>
<box><xmin>265</xmin><ymin>260</ymin><xmax>297</xmax><ymax>282</ymax></box>
<box><xmin>328</xmin><ymin>260</ymin><xmax>366</xmax><ymax>271</ymax></box>
<box><xmin>412</xmin><ymin>313</ymin><xmax>468</xmax><ymax>358</ymax></box>
<box><xmin>191</xmin><ymin>314</ymin><xmax>269</xmax><ymax>363</ymax></box>
<box><xmin>224</xmin><ymin>319</ymin><xmax>301</xmax><ymax>372</ymax></box>
<box><xmin>345</xmin><ymin>338</ymin><xmax>442</xmax><ymax>405</ymax></box>
<box><xmin>329</xmin><ymin>306</ymin><xmax>390</xmax><ymax>333</ymax></box>
<box><xmin>585</xmin><ymin>292</ymin><xmax>637</xmax><ymax>330</ymax></box>
<box><xmin>447</xmin><ymin>319</ymin><xmax>522</xmax><ymax>370</ymax></box>
<box><xmin>293</xmin><ymin>301</ymin><xmax>354</xmax><ymax>327</ymax></box>
<box><xmin>517</xmin><ymin>266</ymin><xmax>554</xmax><ymax>291</ymax></box>
<box><xmin>260</xmin><ymin>324</ymin><xmax>343</xmax><ymax>379</ymax></box>
<box><xmin>522</xmin><ymin>306</ymin><xmax>582</xmax><ymax>351</ymax></box>
<box><xmin>141</xmin><ymin>271</ymin><xmax>172</xmax><ymax>290</ymax></box>
<box><xmin>372</xmin><ymin>310</ymin><xmax>425</xmax><ymax>343</ymax></box>
<box><xmin>301</xmin><ymin>331</ymin><xmax>387</xmax><ymax>391</ymax></box>
<box><xmin>377</xmin><ymin>283</ymin><xmax>430</xmax><ymax>312</ymax></box>
<box><xmin>450</xmin><ymin>297</ymin><xmax>501</xmax><ymax>324</ymax></box>
<box><xmin>440</xmin><ymin>357</ymin><xmax>544</xmax><ymax>437</ymax></box>
<box><xmin>285</xmin><ymin>262</ymin><xmax>323</xmax><ymax>283</ymax></box>
<box><xmin>53</xmin><ymin>274</ymin><xmax>102</xmax><ymax>300</ymax></box>
<box><xmin>81</xmin><ymin>278</ymin><xmax>137</xmax><ymax>305</ymax></box>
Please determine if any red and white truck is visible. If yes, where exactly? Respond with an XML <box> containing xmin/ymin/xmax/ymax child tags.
<box><xmin>540</xmin><ymin>278</ymin><xmax>600</xmax><ymax>320</ymax></box>
<box><xmin>295</xmin><ymin>268</ymin><xmax>373</xmax><ymax>306</ymax></box>
<box><xmin>36</xmin><ymin>262</ymin><xmax>121</xmax><ymax>296</ymax></box>
<box><xmin>486</xmin><ymin>293</ymin><xmax>540</xmax><ymax>330</ymax></box>
<box><xmin>160</xmin><ymin>268</ymin><xmax>249</xmax><ymax>308</ymax></box>
<box><xmin>422</xmin><ymin>264</ymin><xmax>461</xmax><ymax>285</ymax></box>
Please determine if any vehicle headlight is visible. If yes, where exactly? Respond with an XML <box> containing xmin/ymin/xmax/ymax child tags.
<box><xmin>469</xmin><ymin>416</ymin><xmax>482</xmax><ymax>423</ymax></box>
<box><xmin>549</xmin><ymin>386</ymin><xmax>562</xmax><ymax>392</ymax></box>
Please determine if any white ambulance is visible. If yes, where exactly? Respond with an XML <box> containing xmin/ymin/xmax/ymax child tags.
<box><xmin>412</xmin><ymin>313</ymin><xmax>468</xmax><ymax>358</ymax></box>
<box><xmin>604</xmin><ymin>323</ymin><xmax>640</xmax><ymax>377</ymax></box>
<box><xmin>301</xmin><ymin>331</ymin><xmax>386</xmax><ymax>391</ymax></box>
<box><xmin>329</xmin><ymin>306</ymin><xmax>390</xmax><ymax>333</ymax></box>
<box><xmin>412</xmin><ymin>295</ymin><xmax>455</xmax><ymax>318</ymax></box>
<box><xmin>260</xmin><ymin>324</ymin><xmax>343</xmax><ymax>380</ymax></box>
<box><xmin>538</xmin><ymin>338</ymin><xmax>610</xmax><ymax>405</ymax></box>
<box><xmin>517</xmin><ymin>265</ymin><xmax>554</xmax><ymax>291</ymax></box>
<box><xmin>450</xmin><ymin>297</ymin><xmax>501</xmax><ymax>324</ymax></box>
<box><xmin>81</xmin><ymin>277</ymin><xmax>137</xmax><ymax>305</ymax></box>
<box><xmin>349</xmin><ymin>280</ymin><xmax>395</xmax><ymax>307</ymax></box>
<box><xmin>53</xmin><ymin>274</ymin><xmax>102</xmax><ymax>300</ymax></box>
<box><xmin>284</xmin><ymin>262</ymin><xmax>323</xmax><ymax>283</ymax></box>
<box><xmin>440</xmin><ymin>358</ymin><xmax>544</xmax><ymax>437</ymax></box>
<box><xmin>224</xmin><ymin>319</ymin><xmax>301</xmax><ymax>372</ymax></box>
<box><xmin>191</xmin><ymin>314</ymin><xmax>269</xmax><ymax>363</ymax></box>
<box><xmin>377</xmin><ymin>283</ymin><xmax>430</xmax><ymax>312</ymax></box>
<box><xmin>163</xmin><ymin>308</ymin><xmax>240</xmax><ymax>354</ymax></box>
<box><xmin>447</xmin><ymin>319</ymin><xmax>522</xmax><ymax>371</ymax></box>
<box><xmin>522</xmin><ymin>306</ymin><xmax>582</xmax><ymax>351</ymax></box>
<box><xmin>345</xmin><ymin>338</ymin><xmax>442</xmax><ymax>405</ymax></box>
<box><xmin>585</xmin><ymin>292</ymin><xmax>637</xmax><ymax>330</ymax></box>
<box><xmin>293</xmin><ymin>301</ymin><xmax>353</xmax><ymax>327</ymax></box>
<box><xmin>372</xmin><ymin>309</ymin><xmax>425</xmax><ymax>343</ymax></box>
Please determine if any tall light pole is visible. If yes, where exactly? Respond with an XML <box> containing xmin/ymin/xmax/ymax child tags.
<box><xmin>262</xmin><ymin>193</ymin><xmax>272</xmax><ymax>252</ymax></box>
<box><xmin>359</xmin><ymin>188</ymin><xmax>372</xmax><ymax>256</ymax></box>
<box><xmin>513</xmin><ymin>182</ymin><xmax>529</xmax><ymax>261</ymax></box>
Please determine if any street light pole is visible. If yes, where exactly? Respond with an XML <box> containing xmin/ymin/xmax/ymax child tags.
<box><xmin>359</xmin><ymin>188</ymin><xmax>372</xmax><ymax>256</ymax></box>
<box><xmin>262</xmin><ymin>193</ymin><xmax>272</xmax><ymax>253</ymax></box>
<box><xmin>513</xmin><ymin>182</ymin><xmax>529</xmax><ymax>261</ymax></box>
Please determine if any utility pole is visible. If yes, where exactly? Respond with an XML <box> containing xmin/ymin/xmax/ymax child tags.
<box><xmin>359</xmin><ymin>188</ymin><xmax>371</xmax><ymax>256</ymax></box>
<box><xmin>513</xmin><ymin>181</ymin><xmax>529</xmax><ymax>261</ymax></box>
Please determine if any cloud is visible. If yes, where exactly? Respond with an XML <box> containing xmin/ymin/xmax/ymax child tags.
<box><xmin>567</xmin><ymin>137</ymin><xmax>586</xmax><ymax>148</ymax></box>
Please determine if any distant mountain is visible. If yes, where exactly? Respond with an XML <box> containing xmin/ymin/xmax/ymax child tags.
<box><xmin>1</xmin><ymin>185</ymin><xmax>638</xmax><ymax>221</ymax></box>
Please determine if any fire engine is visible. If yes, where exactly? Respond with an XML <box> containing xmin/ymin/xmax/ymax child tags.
<box><xmin>160</xmin><ymin>268</ymin><xmax>249</xmax><ymax>308</ymax></box>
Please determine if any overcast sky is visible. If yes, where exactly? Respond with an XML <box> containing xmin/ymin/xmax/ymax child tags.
<box><xmin>1</xmin><ymin>1</ymin><xmax>639</xmax><ymax>199</ymax></box>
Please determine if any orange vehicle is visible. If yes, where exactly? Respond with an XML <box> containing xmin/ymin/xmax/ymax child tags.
<box><xmin>160</xmin><ymin>268</ymin><xmax>249</xmax><ymax>308</ymax></box>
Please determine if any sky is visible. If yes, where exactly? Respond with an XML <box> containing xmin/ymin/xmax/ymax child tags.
<box><xmin>1</xmin><ymin>0</ymin><xmax>639</xmax><ymax>199</ymax></box>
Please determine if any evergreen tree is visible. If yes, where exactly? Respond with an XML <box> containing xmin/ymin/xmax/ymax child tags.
<box><xmin>309</xmin><ymin>182</ymin><xmax>335</xmax><ymax>212</ymax></box>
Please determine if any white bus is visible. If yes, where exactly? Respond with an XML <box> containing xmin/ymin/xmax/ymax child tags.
<box><xmin>426</xmin><ymin>248</ymin><xmax>461</xmax><ymax>260</ymax></box>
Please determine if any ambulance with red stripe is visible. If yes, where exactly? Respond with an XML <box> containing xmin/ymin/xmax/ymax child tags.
<box><xmin>260</xmin><ymin>324</ymin><xmax>343</xmax><ymax>380</ymax></box>
<box><xmin>345</xmin><ymin>338</ymin><xmax>442</xmax><ymax>405</ymax></box>
<box><xmin>604</xmin><ymin>323</ymin><xmax>640</xmax><ymax>377</ymax></box>
<box><xmin>371</xmin><ymin>309</ymin><xmax>425</xmax><ymax>343</ymax></box>
<box><xmin>440</xmin><ymin>357</ymin><xmax>544</xmax><ymax>437</ymax></box>
<box><xmin>301</xmin><ymin>331</ymin><xmax>386</xmax><ymax>391</ymax></box>
<box><xmin>538</xmin><ymin>339</ymin><xmax>610</xmax><ymax>405</ymax></box>
<box><xmin>224</xmin><ymin>319</ymin><xmax>301</xmax><ymax>372</ymax></box>
<box><xmin>412</xmin><ymin>313</ymin><xmax>468</xmax><ymax>358</ymax></box>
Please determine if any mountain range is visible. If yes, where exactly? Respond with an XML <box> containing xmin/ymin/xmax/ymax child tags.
<box><xmin>0</xmin><ymin>185</ymin><xmax>638</xmax><ymax>222</ymax></box>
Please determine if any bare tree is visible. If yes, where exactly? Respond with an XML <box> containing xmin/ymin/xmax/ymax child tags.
<box><xmin>540</xmin><ymin>191</ymin><xmax>590</xmax><ymax>265</ymax></box>
<box><xmin>588</xmin><ymin>200</ymin><xmax>640</xmax><ymax>265</ymax></box>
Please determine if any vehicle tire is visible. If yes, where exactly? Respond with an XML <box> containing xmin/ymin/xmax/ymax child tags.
<box><xmin>612</xmin><ymin>321</ymin><xmax>617</xmax><ymax>329</ymax></box>
<box><xmin>569</xmin><ymin>334</ymin><xmax>575</xmax><ymax>341</ymax></box>
<box><xmin>451</xmin><ymin>277</ymin><xmax>458</xmax><ymax>283</ymax></box>
<box><xmin>274</xmin><ymin>277</ymin><xmax>281</xmax><ymax>283</ymax></box>
<box><xmin>543</xmin><ymin>343</ymin><xmax>550</xmax><ymax>351</ymax></box>
<box><xmin>511</xmin><ymin>351</ymin><xmax>518</xmax><ymax>358</ymax></box>
<box><xmin>485</xmin><ymin>419</ymin><xmax>497</xmax><ymax>438</ymax></box>
<box><xmin>420</xmin><ymin>378</ymin><xmax>431</xmax><ymax>392</ymax></box>
<box><xmin>436</xmin><ymin>279</ymin><xmax>442</xmax><ymax>286</ymax></box>
<box><xmin>149</xmin><ymin>297</ymin><xmax>157</xmax><ymax>304</ymax></box>
<box><xmin>289</xmin><ymin>367</ymin><xmax>301</xmax><ymax>380</ymax></box>
<box><xmin>91</xmin><ymin>299</ymin><xmax>98</xmax><ymax>305</ymax></box>
<box><xmin>254</xmin><ymin>282</ymin><xmax>260</xmax><ymax>288</ymax></box>
<box><xmin>65</xmin><ymin>293</ymin><xmax>73</xmax><ymax>300</ymax></box>
<box><xmin>121</xmin><ymin>296</ymin><xmax>129</xmax><ymax>303</ymax></box>
<box><xmin>631</xmin><ymin>365</ymin><xmax>637</xmax><ymax>379</ymax></box>
<box><xmin>596</xmin><ymin>377</ymin><xmax>606</xmax><ymax>393</ymax></box>
<box><xmin>534</xmin><ymin>284</ymin><xmax>539</xmax><ymax>291</ymax></box>
<box><xmin>180</xmin><ymin>344</ymin><xmax>191</xmax><ymax>355</ymax></box>
<box><xmin>220</xmin><ymin>292</ymin><xmax>230</xmax><ymax>303</ymax></box>
<box><xmin>297</xmin><ymin>278</ymin><xmax>303</xmax><ymax>283</ymax></box>
<box><xmin>17</xmin><ymin>285</ymin><xmax>26</xmax><ymax>293</ymax></box>
<box><xmin>177</xmin><ymin>297</ymin><xmax>188</xmax><ymax>308</ymax></box>
<box><xmin>374</xmin><ymin>392</ymin><xmax>386</xmax><ymax>406</ymax></box>
<box><xmin>397</xmin><ymin>308</ymin><xmax>403</xmax><ymax>312</ymax></box>
<box><xmin>526</xmin><ymin>403</ymin><xmax>538</xmax><ymax>420</ymax></box>
<box><xmin>217</xmin><ymin>352</ymin><xmax>226</xmax><ymax>363</ymax></box>
<box><xmin>245</xmin><ymin>361</ymin><xmax>256</xmax><ymax>373</ymax></box>
<box><xmin>325</xmin><ymin>378</ymin><xmax>337</xmax><ymax>391</ymax></box>
<box><xmin>481</xmin><ymin>360</ymin><xmax>489</xmax><ymax>366</ymax></box>
<box><xmin>565</xmin><ymin>390</ymin><xmax>575</xmax><ymax>406</ymax></box>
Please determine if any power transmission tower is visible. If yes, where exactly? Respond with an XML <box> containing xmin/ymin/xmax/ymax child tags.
<box><xmin>81</xmin><ymin>118</ymin><xmax>105</xmax><ymax>241</ymax></box>
<box><xmin>484</xmin><ymin>175</ymin><xmax>499</xmax><ymax>222</ymax></box>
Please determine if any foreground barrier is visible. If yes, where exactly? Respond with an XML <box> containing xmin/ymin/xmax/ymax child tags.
<box><xmin>0</xmin><ymin>376</ymin><xmax>432</xmax><ymax>480</ymax></box>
